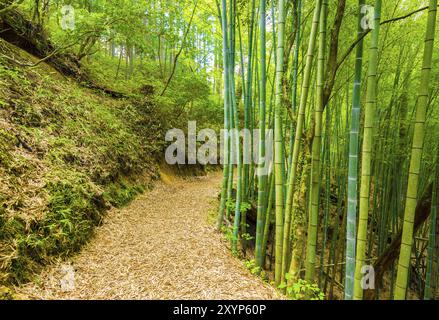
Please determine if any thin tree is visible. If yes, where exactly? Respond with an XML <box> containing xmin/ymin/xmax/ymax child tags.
<box><xmin>160</xmin><ymin>0</ymin><xmax>198</xmax><ymax>96</ymax></box>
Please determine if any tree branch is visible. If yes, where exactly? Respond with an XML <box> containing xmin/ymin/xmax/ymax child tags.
<box><xmin>336</xmin><ymin>6</ymin><xmax>435</xmax><ymax>77</ymax></box>
<box><xmin>0</xmin><ymin>40</ymin><xmax>80</xmax><ymax>68</ymax></box>
<box><xmin>160</xmin><ymin>0</ymin><xmax>199</xmax><ymax>96</ymax></box>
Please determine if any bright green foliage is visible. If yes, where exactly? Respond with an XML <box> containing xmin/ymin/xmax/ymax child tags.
<box><xmin>280</xmin><ymin>276</ymin><xmax>325</xmax><ymax>300</ymax></box>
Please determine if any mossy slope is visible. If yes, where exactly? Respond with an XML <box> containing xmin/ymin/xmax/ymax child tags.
<box><xmin>0</xmin><ymin>39</ymin><xmax>164</xmax><ymax>285</ymax></box>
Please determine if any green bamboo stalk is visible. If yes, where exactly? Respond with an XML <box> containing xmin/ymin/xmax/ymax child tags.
<box><xmin>255</xmin><ymin>0</ymin><xmax>268</xmax><ymax>268</ymax></box>
<box><xmin>226</xmin><ymin>0</ymin><xmax>236</xmax><ymax>222</ymax></box>
<box><xmin>291</xmin><ymin>0</ymin><xmax>301</xmax><ymax>110</ymax></box>
<box><xmin>262</xmin><ymin>173</ymin><xmax>275</xmax><ymax>265</ymax></box>
<box><xmin>319</xmin><ymin>101</ymin><xmax>331</xmax><ymax>288</ymax></box>
<box><xmin>249</xmin><ymin>18</ymin><xmax>259</xmax><ymax>202</ymax></box>
<box><xmin>425</xmin><ymin>155</ymin><xmax>438</xmax><ymax>300</ymax></box>
<box><xmin>237</xmin><ymin>18</ymin><xmax>248</xmax><ymax>253</ymax></box>
<box><xmin>217</xmin><ymin>0</ymin><xmax>231</xmax><ymax>230</ymax></box>
<box><xmin>305</xmin><ymin>0</ymin><xmax>328</xmax><ymax>285</ymax></box>
<box><xmin>243</xmin><ymin>0</ymin><xmax>256</xmax><ymax>202</ymax></box>
<box><xmin>344</xmin><ymin>0</ymin><xmax>365</xmax><ymax>300</ymax></box>
<box><xmin>284</xmin><ymin>0</ymin><xmax>323</xmax><ymax>283</ymax></box>
<box><xmin>353</xmin><ymin>0</ymin><xmax>381</xmax><ymax>300</ymax></box>
<box><xmin>395</xmin><ymin>0</ymin><xmax>437</xmax><ymax>299</ymax></box>
<box><xmin>274</xmin><ymin>0</ymin><xmax>286</xmax><ymax>287</ymax></box>
<box><xmin>287</xmin><ymin>0</ymin><xmax>302</xmax><ymax>180</ymax></box>
<box><xmin>228</xmin><ymin>0</ymin><xmax>244</xmax><ymax>254</ymax></box>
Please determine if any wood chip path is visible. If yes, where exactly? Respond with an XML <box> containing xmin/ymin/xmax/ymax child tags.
<box><xmin>16</xmin><ymin>172</ymin><xmax>282</xmax><ymax>300</ymax></box>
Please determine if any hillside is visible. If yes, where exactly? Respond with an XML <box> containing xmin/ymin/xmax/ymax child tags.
<box><xmin>0</xmin><ymin>38</ymin><xmax>164</xmax><ymax>287</ymax></box>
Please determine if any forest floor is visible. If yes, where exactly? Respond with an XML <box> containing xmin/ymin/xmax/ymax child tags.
<box><xmin>14</xmin><ymin>171</ymin><xmax>281</xmax><ymax>299</ymax></box>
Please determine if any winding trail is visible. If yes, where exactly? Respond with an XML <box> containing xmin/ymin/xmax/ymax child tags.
<box><xmin>16</xmin><ymin>172</ymin><xmax>281</xmax><ymax>300</ymax></box>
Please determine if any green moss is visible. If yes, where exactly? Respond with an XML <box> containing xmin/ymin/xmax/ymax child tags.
<box><xmin>103</xmin><ymin>181</ymin><xmax>145</xmax><ymax>208</ymax></box>
<box><xmin>42</xmin><ymin>171</ymin><xmax>105</xmax><ymax>253</ymax></box>
<box><xmin>0</xmin><ymin>286</ymin><xmax>14</xmax><ymax>300</ymax></box>
<box><xmin>0</xmin><ymin>215</ymin><xmax>25</xmax><ymax>241</ymax></box>
<box><xmin>0</xmin><ymin>129</ymin><xmax>17</xmax><ymax>169</ymax></box>
<box><xmin>11</xmin><ymin>100</ymin><xmax>44</xmax><ymax>127</ymax></box>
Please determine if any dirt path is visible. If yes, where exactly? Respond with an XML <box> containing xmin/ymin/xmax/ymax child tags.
<box><xmin>16</xmin><ymin>172</ymin><xmax>281</xmax><ymax>300</ymax></box>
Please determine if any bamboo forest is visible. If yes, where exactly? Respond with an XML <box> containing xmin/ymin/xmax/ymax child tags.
<box><xmin>0</xmin><ymin>0</ymin><xmax>439</xmax><ymax>303</ymax></box>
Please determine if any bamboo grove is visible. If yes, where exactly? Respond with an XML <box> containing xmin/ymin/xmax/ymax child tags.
<box><xmin>216</xmin><ymin>0</ymin><xmax>439</xmax><ymax>300</ymax></box>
